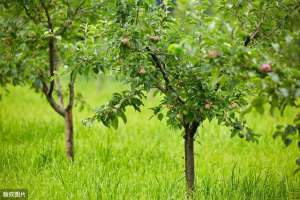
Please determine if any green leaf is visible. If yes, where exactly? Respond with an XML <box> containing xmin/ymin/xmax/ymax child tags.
<box><xmin>273</xmin><ymin>131</ymin><xmax>282</xmax><ymax>139</ymax></box>
<box><xmin>158</xmin><ymin>113</ymin><xmax>163</xmax><ymax>121</ymax></box>
<box><xmin>167</xmin><ymin>43</ymin><xmax>184</xmax><ymax>55</ymax></box>
<box><xmin>252</xmin><ymin>97</ymin><xmax>265</xmax><ymax>114</ymax></box>
<box><xmin>293</xmin><ymin>168</ymin><xmax>300</xmax><ymax>175</ymax></box>
<box><xmin>285</xmin><ymin>125</ymin><xmax>297</xmax><ymax>135</ymax></box>
<box><xmin>111</xmin><ymin>118</ymin><xmax>119</xmax><ymax>129</ymax></box>
<box><xmin>101</xmin><ymin>118</ymin><xmax>110</xmax><ymax>127</ymax></box>
<box><xmin>92</xmin><ymin>67</ymin><xmax>99</xmax><ymax>74</ymax></box>
<box><xmin>284</xmin><ymin>138</ymin><xmax>292</xmax><ymax>146</ymax></box>
<box><xmin>119</xmin><ymin>111</ymin><xmax>127</xmax><ymax>124</ymax></box>
<box><xmin>230</xmin><ymin>129</ymin><xmax>239</xmax><ymax>138</ymax></box>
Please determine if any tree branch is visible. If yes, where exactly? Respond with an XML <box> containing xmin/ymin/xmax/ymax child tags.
<box><xmin>154</xmin><ymin>83</ymin><xmax>166</xmax><ymax>93</ymax></box>
<box><xmin>42</xmin><ymin>82</ymin><xmax>65</xmax><ymax>117</ymax></box>
<box><xmin>41</xmin><ymin>2</ymin><xmax>56</xmax><ymax>95</ymax></box>
<box><xmin>244</xmin><ymin>15</ymin><xmax>265</xmax><ymax>47</ymax></box>
<box><xmin>41</xmin><ymin>2</ymin><xmax>53</xmax><ymax>31</ymax></box>
<box><xmin>146</xmin><ymin>47</ymin><xmax>170</xmax><ymax>85</ymax></box>
<box><xmin>41</xmin><ymin>2</ymin><xmax>65</xmax><ymax>117</ymax></box>
<box><xmin>146</xmin><ymin>47</ymin><xmax>184</xmax><ymax>104</ymax></box>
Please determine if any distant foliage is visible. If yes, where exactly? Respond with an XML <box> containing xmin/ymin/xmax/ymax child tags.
<box><xmin>223</xmin><ymin>0</ymin><xmax>300</xmax><ymax>171</ymax></box>
<box><xmin>0</xmin><ymin>0</ymin><xmax>104</xmax><ymax>94</ymax></box>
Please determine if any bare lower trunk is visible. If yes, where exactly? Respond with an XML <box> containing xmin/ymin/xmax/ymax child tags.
<box><xmin>65</xmin><ymin>109</ymin><xmax>74</xmax><ymax>161</ymax></box>
<box><xmin>184</xmin><ymin>128</ymin><xmax>195</xmax><ymax>195</ymax></box>
<box><xmin>183</xmin><ymin>122</ymin><xmax>199</xmax><ymax>197</ymax></box>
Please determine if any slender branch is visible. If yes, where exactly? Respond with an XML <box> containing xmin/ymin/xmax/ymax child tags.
<box><xmin>41</xmin><ymin>2</ymin><xmax>65</xmax><ymax>117</ymax></box>
<box><xmin>146</xmin><ymin>47</ymin><xmax>184</xmax><ymax>104</ymax></box>
<box><xmin>155</xmin><ymin>83</ymin><xmax>166</xmax><ymax>93</ymax></box>
<box><xmin>244</xmin><ymin>15</ymin><xmax>265</xmax><ymax>47</ymax></box>
<box><xmin>42</xmin><ymin>82</ymin><xmax>65</xmax><ymax>117</ymax></box>
<box><xmin>41</xmin><ymin>2</ymin><xmax>56</xmax><ymax>96</ymax></box>
<box><xmin>146</xmin><ymin>47</ymin><xmax>170</xmax><ymax>85</ymax></box>
<box><xmin>41</xmin><ymin>2</ymin><xmax>53</xmax><ymax>31</ymax></box>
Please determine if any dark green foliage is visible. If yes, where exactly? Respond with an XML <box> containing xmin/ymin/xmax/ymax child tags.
<box><xmin>84</xmin><ymin>90</ymin><xmax>145</xmax><ymax>129</ymax></box>
<box><xmin>0</xmin><ymin>0</ymin><xmax>104</xmax><ymax>93</ymax></box>
<box><xmin>273</xmin><ymin>115</ymin><xmax>300</xmax><ymax>173</ymax></box>
<box><xmin>90</xmin><ymin>0</ymin><xmax>260</xmax><ymax>141</ymax></box>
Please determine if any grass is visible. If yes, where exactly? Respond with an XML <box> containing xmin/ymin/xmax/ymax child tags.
<box><xmin>0</xmin><ymin>77</ymin><xmax>299</xmax><ymax>199</ymax></box>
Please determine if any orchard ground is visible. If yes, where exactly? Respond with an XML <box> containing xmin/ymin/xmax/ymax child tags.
<box><xmin>0</xmin><ymin>77</ymin><xmax>299</xmax><ymax>199</ymax></box>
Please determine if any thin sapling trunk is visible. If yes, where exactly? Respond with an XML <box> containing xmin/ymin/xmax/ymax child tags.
<box><xmin>183</xmin><ymin>122</ymin><xmax>199</xmax><ymax>196</ymax></box>
<box><xmin>65</xmin><ymin>109</ymin><xmax>74</xmax><ymax>161</ymax></box>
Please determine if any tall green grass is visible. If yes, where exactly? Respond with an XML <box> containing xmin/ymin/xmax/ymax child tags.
<box><xmin>0</xmin><ymin>77</ymin><xmax>299</xmax><ymax>199</ymax></box>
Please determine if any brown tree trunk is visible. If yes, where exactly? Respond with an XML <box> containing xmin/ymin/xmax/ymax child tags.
<box><xmin>42</xmin><ymin>3</ymin><xmax>76</xmax><ymax>161</ymax></box>
<box><xmin>65</xmin><ymin>109</ymin><xmax>74</xmax><ymax>161</ymax></box>
<box><xmin>184</xmin><ymin>127</ymin><xmax>195</xmax><ymax>195</ymax></box>
<box><xmin>184</xmin><ymin>122</ymin><xmax>199</xmax><ymax>197</ymax></box>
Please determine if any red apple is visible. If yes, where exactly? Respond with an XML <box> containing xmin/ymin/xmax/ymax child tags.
<box><xmin>149</xmin><ymin>35</ymin><xmax>160</xmax><ymax>42</ymax></box>
<box><xmin>138</xmin><ymin>67</ymin><xmax>146</xmax><ymax>75</ymax></box>
<box><xmin>260</xmin><ymin>63</ymin><xmax>272</xmax><ymax>73</ymax></box>
<box><xmin>204</xmin><ymin>101</ymin><xmax>212</xmax><ymax>109</ymax></box>
<box><xmin>207</xmin><ymin>50</ymin><xmax>221</xmax><ymax>59</ymax></box>
<box><xmin>121</xmin><ymin>37</ymin><xmax>130</xmax><ymax>46</ymax></box>
<box><xmin>229</xmin><ymin>101</ymin><xmax>238</xmax><ymax>109</ymax></box>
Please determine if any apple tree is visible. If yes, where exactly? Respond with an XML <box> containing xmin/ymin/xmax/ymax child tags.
<box><xmin>86</xmin><ymin>0</ymin><xmax>260</xmax><ymax>193</ymax></box>
<box><xmin>0</xmin><ymin>0</ymin><xmax>105</xmax><ymax>161</ymax></box>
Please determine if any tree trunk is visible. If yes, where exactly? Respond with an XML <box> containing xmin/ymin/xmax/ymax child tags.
<box><xmin>65</xmin><ymin>109</ymin><xmax>74</xmax><ymax>161</ymax></box>
<box><xmin>184</xmin><ymin>127</ymin><xmax>195</xmax><ymax>195</ymax></box>
<box><xmin>42</xmin><ymin>3</ymin><xmax>76</xmax><ymax>161</ymax></box>
<box><xmin>184</xmin><ymin>122</ymin><xmax>199</xmax><ymax>196</ymax></box>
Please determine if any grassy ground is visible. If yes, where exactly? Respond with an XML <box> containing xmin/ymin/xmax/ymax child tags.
<box><xmin>0</xmin><ymin>77</ymin><xmax>299</xmax><ymax>199</ymax></box>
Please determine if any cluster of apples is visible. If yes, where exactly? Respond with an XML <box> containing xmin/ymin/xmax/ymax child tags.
<box><xmin>121</xmin><ymin>35</ymin><xmax>161</xmax><ymax>47</ymax></box>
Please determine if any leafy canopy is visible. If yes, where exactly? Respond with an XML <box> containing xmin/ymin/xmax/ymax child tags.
<box><xmin>88</xmin><ymin>0</ymin><xmax>262</xmax><ymax>141</ymax></box>
<box><xmin>0</xmin><ymin>0</ymin><xmax>105</xmax><ymax>94</ymax></box>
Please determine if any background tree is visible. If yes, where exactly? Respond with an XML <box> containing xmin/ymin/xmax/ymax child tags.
<box><xmin>219</xmin><ymin>0</ymin><xmax>300</xmax><ymax>172</ymax></box>
<box><xmin>0</xmin><ymin>0</ymin><xmax>105</xmax><ymax>161</ymax></box>
<box><xmin>86</xmin><ymin>0</ymin><xmax>260</xmax><ymax>194</ymax></box>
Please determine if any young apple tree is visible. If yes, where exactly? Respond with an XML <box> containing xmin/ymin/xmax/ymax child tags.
<box><xmin>0</xmin><ymin>0</ymin><xmax>105</xmax><ymax>161</ymax></box>
<box><xmin>87</xmin><ymin>0</ymin><xmax>258</xmax><ymax>193</ymax></box>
